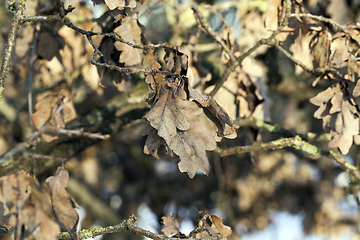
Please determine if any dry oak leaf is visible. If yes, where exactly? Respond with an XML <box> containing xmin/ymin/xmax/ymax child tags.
<box><xmin>310</xmin><ymin>83</ymin><xmax>360</xmax><ymax>154</ymax></box>
<box><xmin>142</xmin><ymin>122</ymin><xmax>166</xmax><ymax>159</ymax></box>
<box><xmin>30</xmin><ymin>90</ymin><xmax>76</xmax><ymax>142</ymax></box>
<box><xmin>161</xmin><ymin>212</ymin><xmax>180</xmax><ymax>236</ymax></box>
<box><xmin>105</xmin><ymin>0</ymin><xmax>136</xmax><ymax>9</ymax></box>
<box><xmin>328</xmin><ymin>100</ymin><xmax>359</xmax><ymax>155</ymax></box>
<box><xmin>310</xmin><ymin>83</ymin><xmax>341</xmax><ymax>119</ymax></box>
<box><xmin>46</xmin><ymin>166</ymin><xmax>79</xmax><ymax>240</ymax></box>
<box><xmin>21</xmin><ymin>205</ymin><xmax>60</xmax><ymax>240</ymax></box>
<box><xmin>194</xmin><ymin>211</ymin><xmax>232</xmax><ymax>239</ymax></box>
<box><xmin>0</xmin><ymin>171</ymin><xmax>60</xmax><ymax>240</ymax></box>
<box><xmin>290</xmin><ymin>29</ymin><xmax>314</xmax><ymax>75</ymax></box>
<box><xmin>0</xmin><ymin>170</ymin><xmax>31</xmax><ymax>226</ymax></box>
<box><xmin>114</xmin><ymin>16</ymin><xmax>147</xmax><ymax>66</ymax></box>
<box><xmin>144</xmin><ymin>81</ymin><xmax>217</xmax><ymax>178</ymax></box>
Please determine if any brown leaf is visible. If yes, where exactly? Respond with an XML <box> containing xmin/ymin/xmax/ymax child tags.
<box><xmin>144</xmin><ymin>80</ymin><xmax>217</xmax><ymax>178</ymax></box>
<box><xmin>0</xmin><ymin>171</ymin><xmax>59</xmax><ymax>240</ymax></box>
<box><xmin>21</xmin><ymin>206</ymin><xmax>60</xmax><ymax>240</ymax></box>
<box><xmin>290</xmin><ymin>29</ymin><xmax>314</xmax><ymax>75</ymax></box>
<box><xmin>161</xmin><ymin>212</ymin><xmax>180</xmax><ymax>236</ymax></box>
<box><xmin>328</xmin><ymin>100</ymin><xmax>359</xmax><ymax>154</ymax></box>
<box><xmin>105</xmin><ymin>0</ymin><xmax>136</xmax><ymax>9</ymax></box>
<box><xmin>210</xmin><ymin>215</ymin><xmax>232</xmax><ymax>238</ymax></box>
<box><xmin>37</xmin><ymin>31</ymin><xmax>65</xmax><ymax>61</ymax></box>
<box><xmin>265</xmin><ymin>0</ymin><xmax>282</xmax><ymax>31</ymax></box>
<box><xmin>220</xmin><ymin>26</ymin><xmax>235</xmax><ymax>65</ymax></box>
<box><xmin>46</xmin><ymin>166</ymin><xmax>79</xmax><ymax>240</ymax></box>
<box><xmin>0</xmin><ymin>170</ymin><xmax>30</xmax><ymax>226</ymax></box>
<box><xmin>30</xmin><ymin>90</ymin><xmax>76</xmax><ymax>142</ymax></box>
<box><xmin>310</xmin><ymin>83</ymin><xmax>340</xmax><ymax>108</ymax></box>
<box><xmin>195</xmin><ymin>211</ymin><xmax>232</xmax><ymax>239</ymax></box>
<box><xmin>114</xmin><ymin>16</ymin><xmax>147</xmax><ymax>66</ymax></box>
<box><xmin>144</xmin><ymin>55</ymin><xmax>164</xmax><ymax>92</ymax></box>
<box><xmin>204</xmin><ymin>97</ymin><xmax>238</xmax><ymax>140</ymax></box>
<box><xmin>310</xmin><ymin>29</ymin><xmax>331</xmax><ymax>69</ymax></box>
<box><xmin>142</xmin><ymin>122</ymin><xmax>165</xmax><ymax>159</ymax></box>
<box><xmin>164</xmin><ymin>48</ymin><xmax>188</xmax><ymax>75</ymax></box>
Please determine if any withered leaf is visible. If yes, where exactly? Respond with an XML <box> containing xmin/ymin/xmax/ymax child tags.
<box><xmin>0</xmin><ymin>171</ymin><xmax>59</xmax><ymax>240</ymax></box>
<box><xmin>142</xmin><ymin>122</ymin><xmax>165</xmax><ymax>159</ymax></box>
<box><xmin>46</xmin><ymin>166</ymin><xmax>79</xmax><ymax>240</ymax></box>
<box><xmin>145</xmin><ymin>82</ymin><xmax>193</xmax><ymax>141</ymax></box>
<box><xmin>21</xmin><ymin>206</ymin><xmax>60</xmax><ymax>240</ymax></box>
<box><xmin>0</xmin><ymin>170</ymin><xmax>30</xmax><ymax>226</ymax></box>
<box><xmin>328</xmin><ymin>100</ymin><xmax>359</xmax><ymax>154</ymax></box>
<box><xmin>193</xmin><ymin>211</ymin><xmax>232</xmax><ymax>239</ymax></box>
<box><xmin>210</xmin><ymin>215</ymin><xmax>232</xmax><ymax>238</ymax></box>
<box><xmin>30</xmin><ymin>90</ymin><xmax>76</xmax><ymax>142</ymax></box>
<box><xmin>144</xmin><ymin>80</ymin><xmax>217</xmax><ymax>178</ymax></box>
<box><xmin>310</xmin><ymin>82</ymin><xmax>360</xmax><ymax>154</ymax></box>
<box><xmin>114</xmin><ymin>16</ymin><xmax>147</xmax><ymax>66</ymax></box>
<box><xmin>161</xmin><ymin>212</ymin><xmax>180</xmax><ymax>236</ymax></box>
<box><xmin>164</xmin><ymin>48</ymin><xmax>188</xmax><ymax>75</ymax></box>
<box><xmin>144</xmin><ymin>55</ymin><xmax>164</xmax><ymax>92</ymax></box>
<box><xmin>188</xmin><ymin>85</ymin><xmax>238</xmax><ymax>139</ymax></box>
<box><xmin>105</xmin><ymin>0</ymin><xmax>136</xmax><ymax>9</ymax></box>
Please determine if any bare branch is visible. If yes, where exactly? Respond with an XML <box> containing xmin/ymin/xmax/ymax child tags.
<box><xmin>0</xmin><ymin>3</ymin><xmax>24</xmax><ymax>100</ymax></box>
<box><xmin>57</xmin><ymin>215</ymin><xmax>225</xmax><ymax>240</ymax></box>
<box><xmin>290</xmin><ymin>13</ymin><xmax>349</xmax><ymax>34</ymax></box>
<box><xmin>209</xmin><ymin>0</ymin><xmax>292</xmax><ymax>97</ymax></box>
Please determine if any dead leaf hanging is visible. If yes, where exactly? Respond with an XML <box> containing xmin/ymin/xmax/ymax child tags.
<box><xmin>46</xmin><ymin>166</ymin><xmax>79</xmax><ymax>240</ymax></box>
<box><xmin>30</xmin><ymin>90</ymin><xmax>76</xmax><ymax>142</ymax></box>
<box><xmin>143</xmin><ymin>79</ymin><xmax>217</xmax><ymax>178</ymax></box>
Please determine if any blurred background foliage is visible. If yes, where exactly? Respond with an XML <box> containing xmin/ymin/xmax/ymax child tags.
<box><xmin>1</xmin><ymin>0</ymin><xmax>360</xmax><ymax>239</ymax></box>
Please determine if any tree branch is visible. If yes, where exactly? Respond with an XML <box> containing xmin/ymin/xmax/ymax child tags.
<box><xmin>208</xmin><ymin>0</ymin><xmax>292</xmax><ymax>97</ymax></box>
<box><xmin>230</xmin><ymin>117</ymin><xmax>360</xmax><ymax>182</ymax></box>
<box><xmin>57</xmin><ymin>214</ymin><xmax>225</xmax><ymax>240</ymax></box>
<box><xmin>0</xmin><ymin>3</ymin><xmax>24</xmax><ymax>101</ymax></box>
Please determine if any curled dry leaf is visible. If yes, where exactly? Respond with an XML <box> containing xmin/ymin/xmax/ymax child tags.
<box><xmin>46</xmin><ymin>166</ymin><xmax>79</xmax><ymax>240</ymax></box>
<box><xmin>191</xmin><ymin>211</ymin><xmax>232</xmax><ymax>239</ymax></box>
<box><xmin>144</xmin><ymin>80</ymin><xmax>217</xmax><ymax>178</ymax></box>
<box><xmin>0</xmin><ymin>171</ymin><xmax>60</xmax><ymax>240</ymax></box>
<box><xmin>30</xmin><ymin>90</ymin><xmax>76</xmax><ymax>142</ymax></box>
<box><xmin>143</xmin><ymin>49</ymin><xmax>239</xmax><ymax>178</ymax></box>
<box><xmin>161</xmin><ymin>212</ymin><xmax>180</xmax><ymax>236</ymax></box>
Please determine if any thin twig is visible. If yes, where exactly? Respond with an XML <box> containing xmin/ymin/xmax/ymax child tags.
<box><xmin>0</xmin><ymin>3</ymin><xmax>24</xmax><ymax>99</ymax></box>
<box><xmin>209</xmin><ymin>0</ymin><xmax>292</xmax><ymax>96</ymax></box>
<box><xmin>20</xmin><ymin>14</ymin><xmax>62</xmax><ymax>24</ymax></box>
<box><xmin>274</xmin><ymin>41</ymin><xmax>320</xmax><ymax>75</ymax></box>
<box><xmin>235</xmin><ymin>116</ymin><xmax>330</xmax><ymax>144</ymax></box>
<box><xmin>215</xmin><ymin>135</ymin><xmax>360</xmax><ymax>181</ymax></box>
<box><xmin>192</xmin><ymin>5</ymin><xmax>238</xmax><ymax>65</ymax></box>
<box><xmin>0</xmin><ymin>125</ymin><xmax>110</xmax><ymax>166</ymax></box>
<box><xmin>290</xmin><ymin>13</ymin><xmax>349</xmax><ymax>34</ymax></box>
<box><xmin>28</xmin><ymin>24</ymin><xmax>40</xmax><ymax>124</ymax></box>
<box><xmin>90</xmin><ymin>59</ymin><xmax>170</xmax><ymax>74</ymax></box>
<box><xmin>27</xmin><ymin>153</ymin><xmax>67</xmax><ymax>162</ymax></box>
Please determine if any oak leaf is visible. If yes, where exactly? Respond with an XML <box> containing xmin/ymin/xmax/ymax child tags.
<box><xmin>30</xmin><ymin>90</ymin><xmax>76</xmax><ymax>142</ymax></box>
<box><xmin>161</xmin><ymin>212</ymin><xmax>180</xmax><ymax>236</ymax></box>
<box><xmin>104</xmin><ymin>0</ymin><xmax>136</xmax><ymax>9</ymax></box>
<box><xmin>0</xmin><ymin>171</ymin><xmax>59</xmax><ymax>240</ymax></box>
<box><xmin>114</xmin><ymin>16</ymin><xmax>148</xmax><ymax>66</ymax></box>
<box><xmin>46</xmin><ymin>166</ymin><xmax>79</xmax><ymax>240</ymax></box>
<box><xmin>144</xmin><ymin>80</ymin><xmax>217</xmax><ymax>178</ymax></box>
<box><xmin>192</xmin><ymin>211</ymin><xmax>232</xmax><ymax>239</ymax></box>
<box><xmin>310</xmin><ymin>82</ymin><xmax>360</xmax><ymax>154</ymax></box>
